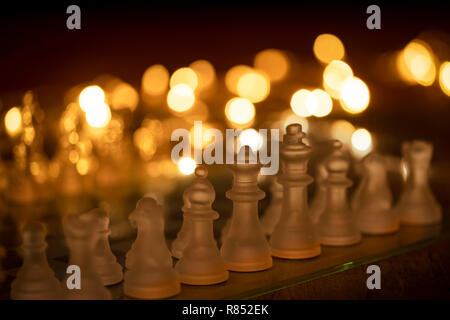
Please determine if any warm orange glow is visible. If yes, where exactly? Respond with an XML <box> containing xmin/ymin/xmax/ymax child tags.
<box><xmin>311</xmin><ymin>89</ymin><xmax>333</xmax><ymax>117</ymax></box>
<box><xmin>178</xmin><ymin>157</ymin><xmax>196</xmax><ymax>175</ymax></box>
<box><xmin>4</xmin><ymin>107</ymin><xmax>23</xmax><ymax>136</ymax></box>
<box><xmin>225</xmin><ymin>65</ymin><xmax>253</xmax><ymax>95</ymax></box>
<box><xmin>323</xmin><ymin>60</ymin><xmax>353</xmax><ymax>99</ymax></box>
<box><xmin>133</xmin><ymin>127</ymin><xmax>157</xmax><ymax>161</ymax></box>
<box><xmin>330</xmin><ymin>120</ymin><xmax>355</xmax><ymax>145</ymax></box>
<box><xmin>142</xmin><ymin>64</ymin><xmax>170</xmax><ymax>95</ymax></box>
<box><xmin>238</xmin><ymin>128</ymin><xmax>263</xmax><ymax>151</ymax></box>
<box><xmin>78</xmin><ymin>85</ymin><xmax>105</xmax><ymax>112</ymax></box>
<box><xmin>351</xmin><ymin>128</ymin><xmax>373</xmax><ymax>157</ymax></box>
<box><xmin>236</xmin><ymin>70</ymin><xmax>270</xmax><ymax>103</ymax></box>
<box><xmin>170</xmin><ymin>67</ymin><xmax>198</xmax><ymax>90</ymax></box>
<box><xmin>110</xmin><ymin>82</ymin><xmax>139</xmax><ymax>111</ymax></box>
<box><xmin>313</xmin><ymin>34</ymin><xmax>345</xmax><ymax>64</ymax></box>
<box><xmin>225</xmin><ymin>98</ymin><xmax>255</xmax><ymax>126</ymax></box>
<box><xmin>339</xmin><ymin>77</ymin><xmax>370</xmax><ymax>114</ymax></box>
<box><xmin>85</xmin><ymin>102</ymin><xmax>112</xmax><ymax>128</ymax></box>
<box><xmin>167</xmin><ymin>84</ymin><xmax>195</xmax><ymax>112</ymax></box>
<box><xmin>439</xmin><ymin>61</ymin><xmax>450</xmax><ymax>96</ymax></box>
<box><xmin>290</xmin><ymin>89</ymin><xmax>315</xmax><ymax>117</ymax></box>
<box><xmin>254</xmin><ymin>49</ymin><xmax>290</xmax><ymax>82</ymax></box>
<box><xmin>189</xmin><ymin>60</ymin><xmax>216</xmax><ymax>91</ymax></box>
<box><xmin>399</xmin><ymin>40</ymin><xmax>436</xmax><ymax>86</ymax></box>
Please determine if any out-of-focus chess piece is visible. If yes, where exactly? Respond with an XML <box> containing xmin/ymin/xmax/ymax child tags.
<box><xmin>124</xmin><ymin>197</ymin><xmax>180</xmax><ymax>299</ymax></box>
<box><xmin>352</xmin><ymin>153</ymin><xmax>399</xmax><ymax>234</ymax></box>
<box><xmin>10</xmin><ymin>222</ymin><xmax>63</xmax><ymax>300</ymax></box>
<box><xmin>271</xmin><ymin>124</ymin><xmax>321</xmax><ymax>259</ymax></box>
<box><xmin>260</xmin><ymin>176</ymin><xmax>283</xmax><ymax>236</ymax></box>
<box><xmin>89</xmin><ymin>209</ymin><xmax>123</xmax><ymax>286</ymax></box>
<box><xmin>171</xmin><ymin>190</ymin><xmax>191</xmax><ymax>259</ymax></box>
<box><xmin>317</xmin><ymin>140</ymin><xmax>361</xmax><ymax>246</ymax></box>
<box><xmin>63</xmin><ymin>211</ymin><xmax>112</xmax><ymax>300</ymax></box>
<box><xmin>175</xmin><ymin>166</ymin><xmax>228</xmax><ymax>285</ymax></box>
<box><xmin>396</xmin><ymin>140</ymin><xmax>442</xmax><ymax>225</ymax></box>
<box><xmin>310</xmin><ymin>161</ymin><xmax>328</xmax><ymax>224</ymax></box>
<box><xmin>0</xmin><ymin>246</ymin><xmax>6</xmax><ymax>284</ymax></box>
<box><xmin>221</xmin><ymin>147</ymin><xmax>272</xmax><ymax>271</ymax></box>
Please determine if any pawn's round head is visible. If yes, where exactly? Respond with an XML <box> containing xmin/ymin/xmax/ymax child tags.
<box><xmin>284</xmin><ymin>123</ymin><xmax>305</xmax><ymax>144</ymax></box>
<box><xmin>363</xmin><ymin>153</ymin><xmax>386</xmax><ymax>174</ymax></box>
<box><xmin>130</xmin><ymin>197</ymin><xmax>163</xmax><ymax>227</ymax></box>
<box><xmin>326</xmin><ymin>140</ymin><xmax>349</xmax><ymax>173</ymax></box>
<box><xmin>186</xmin><ymin>165</ymin><xmax>215</xmax><ymax>208</ymax></box>
<box><xmin>22</xmin><ymin>222</ymin><xmax>46</xmax><ymax>246</ymax></box>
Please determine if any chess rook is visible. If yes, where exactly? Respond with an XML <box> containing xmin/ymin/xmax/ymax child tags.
<box><xmin>260</xmin><ymin>176</ymin><xmax>283</xmax><ymax>236</ymax></box>
<box><xmin>317</xmin><ymin>141</ymin><xmax>361</xmax><ymax>246</ymax></box>
<box><xmin>63</xmin><ymin>211</ymin><xmax>112</xmax><ymax>300</ymax></box>
<box><xmin>124</xmin><ymin>197</ymin><xmax>180</xmax><ymax>299</ymax></box>
<box><xmin>396</xmin><ymin>140</ymin><xmax>442</xmax><ymax>225</ymax></box>
<box><xmin>270</xmin><ymin>124</ymin><xmax>321</xmax><ymax>259</ymax></box>
<box><xmin>171</xmin><ymin>190</ymin><xmax>191</xmax><ymax>259</ymax></box>
<box><xmin>353</xmin><ymin>153</ymin><xmax>399</xmax><ymax>234</ymax></box>
<box><xmin>175</xmin><ymin>166</ymin><xmax>229</xmax><ymax>285</ymax></box>
<box><xmin>90</xmin><ymin>209</ymin><xmax>123</xmax><ymax>286</ymax></box>
<box><xmin>221</xmin><ymin>146</ymin><xmax>272</xmax><ymax>272</ymax></box>
<box><xmin>10</xmin><ymin>222</ymin><xmax>63</xmax><ymax>300</ymax></box>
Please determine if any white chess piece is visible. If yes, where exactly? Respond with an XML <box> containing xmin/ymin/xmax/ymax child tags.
<box><xmin>260</xmin><ymin>176</ymin><xmax>283</xmax><ymax>236</ymax></box>
<box><xmin>317</xmin><ymin>140</ymin><xmax>361</xmax><ymax>246</ymax></box>
<box><xmin>10</xmin><ymin>222</ymin><xmax>63</xmax><ymax>300</ymax></box>
<box><xmin>170</xmin><ymin>190</ymin><xmax>191</xmax><ymax>259</ymax></box>
<box><xmin>221</xmin><ymin>146</ymin><xmax>272</xmax><ymax>272</ymax></box>
<box><xmin>90</xmin><ymin>208</ymin><xmax>123</xmax><ymax>286</ymax></box>
<box><xmin>271</xmin><ymin>124</ymin><xmax>321</xmax><ymax>259</ymax></box>
<box><xmin>353</xmin><ymin>153</ymin><xmax>399</xmax><ymax>234</ymax></box>
<box><xmin>175</xmin><ymin>166</ymin><xmax>229</xmax><ymax>285</ymax></box>
<box><xmin>124</xmin><ymin>197</ymin><xmax>180</xmax><ymax>299</ymax></box>
<box><xmin>396</xmin><ymin>140</ymin><xmax>442</xmax><ymax>225</ymax></box>
<box><xmin>63</xmin><ymin>211</ymin><xmax>112</xmax><ymax>300</ymax></box>
<box><xmin>310</xmin><ymin>161</ymin><xmax>328</xmax><ymax>224</ymax></box>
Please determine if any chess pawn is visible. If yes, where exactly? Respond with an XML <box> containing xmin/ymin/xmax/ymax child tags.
<box><xmin>124</xmin><ymin>197</ymin><xmax>180</xmax><ymax>299</ymax></box>
<box><xmin>10</xmin><ymin>222</ymin><xmax>63</xmax><ymax>300</ymax></box>
<box><xmin>271</xmin><ymin>124</ymin><xmax>321</xmax><ymax>259</ymax></box>
<box><xmin>175</xmin><ymin>166</ymin><xmax>229</xmax><ymax>285</ymax></box>
<box><xmin>396</xmin><ymin>140</ymin><xmax>442</xmax><ymax>225</ymax></box>
<box><xmin>353</xmin><ymin>154</ymin><xmax>399</xmax><ymax>234</ymax></box>
<box><xmin>260</xmin><ymin>176</ymin><xmax>283</xmax><ymax>236</ymax></box>
<box><xmin>221</xmin><ymin>147</ymin><xmax>272</xmax><ymax>271</ymax></box>
<box><xmin>310</xmin><ymin>161</ymin><xmax>328</xmax><ymax>224</ymax></box>
<box><xmin>63</xmin><ymin>211</ymin><xmax>112</xmax><ymax>300</ymax></box>
<box><xmin>90</xmin><ymin>209</ymin><xmax>123</xmax><ymax>286</ymax></box>
<box><xmin>317</xmin><ymin>141</ymin><xmax>361</xmax><ymax>246</ymax></box>
<box><xmin>171</xmin><ymin>190</ymin><xmax>191</xmax><ymax>259</ymax></box>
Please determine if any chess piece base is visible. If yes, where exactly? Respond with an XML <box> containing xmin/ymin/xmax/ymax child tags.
<box><xmin>320</xmin><ymin>234</ymin><xmax>361</xmax><ymax>246</ymax></box>
<box><xmin>124</xmin><ymin>279</ymin><xmax>180</xmax><ymax>299</ymax></box>
<box><xmin>179</xmin><ymin>271</ymin><xmax>229</xmax><ymax>286</ymax></box>
<box><xmin>271</xmin><ymin>246</ymin><xmax>321</xmax><ymax>260</ymax></box>
<box><xmin>400</xmin><ymin>205</ymin><xmax>442</xmax><ymax>226</ymax></box>
<box><xmin>225</xmin><ymin>258</ymin><xmax>272</xmax><ymax>272</ymax></box>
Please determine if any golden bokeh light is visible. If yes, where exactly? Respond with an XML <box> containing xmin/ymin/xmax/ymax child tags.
<box><xmin>178</xmin><ymin>157</ymin><xmax>196</xmax><ymax>175</ymax></box>
<box><xmin>4</xmin><ymin>107</ymin><xmax>23</xmax><ymax>136</ymax></box>
<box><xmin>238</xmin><ymin>128</ymin><xmax>263</xmax><ymax>151</ymax></box>
<box><xmin>170</xmin><ymin>67</ymin><xmax>198</xmax><ymax>91</ymax></box>
<box><xmin>313</xmin><ymin>33</ymin><xmax>345</xmax><ymax>64</ymax></box>
<box><xmin>110</xmin><ymin>82</ymin><xmax>139</xmax><ymax>111</ymax></box>
<box><xmin>142</xmin><ymin>64</ymin><xmax>170</xmax><ymax>95</ymax></box>
<box><xmin>439</xmin><ymin>61</ymin><xmax>450</xmax><ymax>96</ymax></box>
<box><xmin>167</xmin><ymin>84</ymin><xmax>195</xmax><ymax>113</ymax></box>
<box><xmin>225</xmin><ymin>97</ymin><xmax>255</xmax><ymax>126</ymax></box>
<box><xmin>236</xmin><ymin>71</ymin><xmax>270</xmax><ymax>103</ymax></box>
<box><xmin>133</xmin><ymin>127</ymin><xmax>157</xmax><ymax>161</ymax></box>
<box><xmin>190</xmin><ymin>124</ymin><xmax>215</xmax><ymax>149</ymax></box>
<box><xmin>339</xmin><ymin>77</ymin><xmax>370</xmax><ymax>114</ymax></box>
<box><xmin>330</xmin><ymin>120</ymin><xmax>355</xmax><ymax>145</ymax></box>
<box><xmin>399</xmin><ymin>40</ymin><xmax>436</xmax><ymax>86</ymax></box>
<box><xmin>351</xmin><ymin>128</ymin><xmax>373</xmax><ymax>157</ymax></box>
<box><xmin>254</xmin><ymin>49</ymin><xmax>290</xmax><ymax>82</ymax></box>
<box><xmin>225</xmin><ymin>65</ymin><xmax>253</xmax><ymax>95</ymax></box>
<box><xmin>290</xmin><ymin>89</ymin><xmax>315</xmax><ymax>117</ymax></box>
<box><xmin>323</xmin><ymin>60</ymin><xmax>353</xmax><ymax>99</ymax></box>
<box><xmin>78</xmin><ymin>85</ymin><xmax>105</xmax><ymax>112</ymax></box>
<box><xmin>189</xmin><ymin>60</ymin><xmax>216</xmax><ymax>91</ymax></box>
<box><xmin>311</xmin><ymin>89</ymin><xmax>333</xmax><ymax>117</ymax></box>
<box><xmin>85</xmin><ymin>102</ymin><xmax>112</xmax><ymax>128</ymax></box>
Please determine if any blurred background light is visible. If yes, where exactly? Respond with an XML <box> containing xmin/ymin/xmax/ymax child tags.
<box><xmin>236</xmin><ymin>70</ymin><xmax>270</xmax><ymax>103</ymax></box>
<box><xmin>178</xmin><ymin>157</ymin><xmax>196</xmax><ymax>175</ymax></box>
<box><xmin>313</xmin><ymin>33</ymin><xmax>345</xmax><ymax>64</ymax></box>
<box><xmin>85</xmin><ymin>102</ymin><xmax>111</xmax><ymax>128</ymax></box>
<box><xmin>225</xmin><ymin>65</ymin><xmax>253</xmax><ymax>95</ymax></box>
<box><xmin>398</xmin><ymin>39</ymin><xmax>436</xmax><ymax>86</ymax></box>
<box><xmin>439</xmin><ymin>61</ymin><xmax>450</xmax><ymax>96</ymax></box>
<box><xmin>225</xmin><ymin>97</ymin><xmax>255</xmax><ymax>126</ymax></box>
<box><xmin>110</xmin><ymin>82</ymin><xmax>139</xmax><ymax>111</ymax></box>
<box><xmin>311</xmin><ymin>89</ymin><xmax>333</xmax><ymax>117</ymax></box>
<box><xmin>254</xmin><ymin>48</ymin><xmax>290</xmax><ymax>82</ymax></box>
<box><xmin>238</xmin><ymin>128</ymin><xmax>263</xmax><ymax>151</ymax></box>
<box><xmin>142</xmin><ymin>64</ymin><xmax>170</xmax><ymax>96</ymax></box>
<box><xmin>330</xmin><ymin>120</ymin><xmax>355</xmax><ymax>145</ymax></box>
<box><xmin>78</xmin><ymin>85</ymin><xmax>105</xmax><ymax>112</ymax></box>
<box><xmin>351</xmin><ymin>128</ymin><xmax>373</xmax><ymax>157</ymax></box>
<box><xmin>170</xmin><ymin>67</ymin><xmax>198</xmax><ymax>91</ymax></box>
<box><xmin>323</xmin><ymin>60</ymin><xmax>353</xmax><ymax>99</ymax></box>
<box><xmin>167</xmin><ymin>84</ymin><xmax>195</xmax><ymax>112</ymax></box>
<box><xmin>4</xmin><ymin>107</ymin><xmax>23</xmax><ymax>136</ymax></box>
<box><xmin>189</xmin><ymin>60</ymin><xmax>216</xmax><ymax>91</ymax></box>
<box><xmin>339</xmin><ymin>77</ymin><xmax>370</xmax><ymax>114</ymax></box>
<box><xmin>291</xmin><ymin>89</ymin><xmax>314</xmax><ymax>117</ymax></box>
